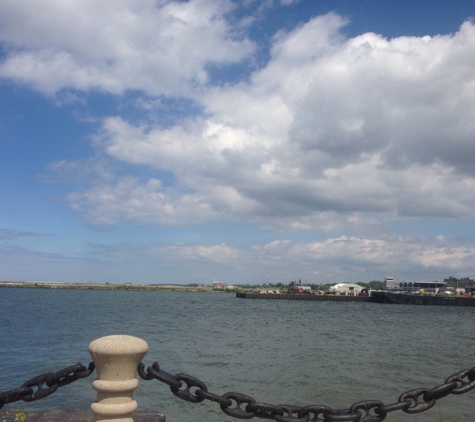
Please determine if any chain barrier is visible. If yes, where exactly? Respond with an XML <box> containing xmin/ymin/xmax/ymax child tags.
<box><xmin>0</xmin><ymin>362</ymin><xmax>95</xmax><ymax>409</ymax></box>
<box><xmin>138</xmin><ymin>362</ymin><xmax>475</xmax><ymax>422</ymax></box>
<box><xmin>2</xmin><ymin>359</ymin><xmax>474</xmax><ymax>421</ymax></box>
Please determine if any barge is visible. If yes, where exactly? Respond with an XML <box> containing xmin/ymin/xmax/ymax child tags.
<box><xmin>236</xmin><ymin>291</ymin><xmax>475</xmax><ymax>306</ymax></box>
<box><xmin>371</xmin><ymin>291</ymin><xmax>475</xmax><ymax>306</ymax></box>
<box><xmin>236</xmin><ymin>292</ymin><xmax>372</xmax><ymax>302</ymax></box>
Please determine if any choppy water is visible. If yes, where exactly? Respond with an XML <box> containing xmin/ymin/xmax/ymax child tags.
<box><xmin>1</xmin><ymin>288</ymin><xmax>474</xmax><ymax>422</ymax></box>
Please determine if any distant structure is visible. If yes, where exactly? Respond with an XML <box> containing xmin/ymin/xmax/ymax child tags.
<box><xmin>384</xmin><ymin>276</ymin><xmax>475</xmax><ymax>292</ymax></box>
<box><xmin>444</xmin><ymin>276</ymin><xmax>474</xmax><ymax>285</ymax></box>
<box><xmin>384</xmin><ymin>277</ymin><xmax>447</xmax><ymax>293</ymax></box>
<box><xmin>329</xmin><ymin>283</ymin><xmax>364</xmax><ymax>295</ymax></box>
<box><xmin>465</xmin><ymin>286</ymin><xmax>475</xmax><ymax>296</ymax></box>
<box><xmin>212</xmin><ymin>281</ymin><xmax>227</xmax><ymax>289</ymax></box>
<box><xmin>399</xmin><ymin>281</ymin><xmax>447</xmax><ymax>293</ymax></box>
<box><xmin>383</xmin><ymin>277</ymin><xmax>398</xmax><ymax>290</ymax></box>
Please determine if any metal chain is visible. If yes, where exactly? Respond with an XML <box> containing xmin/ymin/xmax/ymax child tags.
<box><xmin>138</xmin><ymin>362</ymin><xmax>475</xmax><ymax>422</ymax></box>
<box><xmin>0</xmin><ymin>362</ymin><xmax>95</xmax><ymax>409</ymax></box>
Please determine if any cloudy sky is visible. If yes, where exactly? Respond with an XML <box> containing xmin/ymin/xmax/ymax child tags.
<box><xmin>2</xmin><ymin>0</ymin><xmax>475</xmax><ymax>285</ymax></box>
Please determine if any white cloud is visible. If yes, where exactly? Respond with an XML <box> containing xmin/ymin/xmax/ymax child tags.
<box><xmin>247</xmin><ymin>235</ymin><xmax>475</xmax><ymax>282</ymax></box>
<box><xmin>0</xmin><ymin>0</ymin><xmax>255</xmax><ymax>95</ymax></box>
<box><xmin>66</xmin><ymin>176</ymin><xmax>220</xmax><ymax>225</ymax></box>
<box><xmin>154</xmin><ymin>243</ymin><xmax>239</xmax><ymax>262</ymax></box>
<box><xmin>4</xmin><ymin>234</ymin><xmax>473</xmax><ymax>285</ymax></box>
<box><xmin>73</xmin><ymin>16</ymin><xmax>475</xmax><ymax>227</ymax></box>
<box><xmin>3</xmin><ymin>4</ymin><xmax>475</xmax><ymax>233</ymax></box>
<box><xmin>280</xmin><ymin>0</ymin><xmax>300</xmax><ymax>4</ymax></box>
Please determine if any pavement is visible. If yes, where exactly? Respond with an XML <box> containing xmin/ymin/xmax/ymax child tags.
<box><xmin>0</xmin><ymin>409</ymin><xmax>165</xmax><ymax>421</ymax></box>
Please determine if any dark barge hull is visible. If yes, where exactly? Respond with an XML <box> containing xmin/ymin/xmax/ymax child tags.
<box><xmin>236</xmin><ymin>291</ymin><xmax>475</xmax><ymax>306</ymax></box>
<box><xmin>371</xmin><ymin>291</ymin><xmax>475</xmax><ymax>306</ymax></box>
<box><xmin>236</xmin><ymin>292</ymin><xmax>371</xmax><ymax>302</ymax></box>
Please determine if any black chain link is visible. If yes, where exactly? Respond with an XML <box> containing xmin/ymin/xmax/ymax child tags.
<box><xmin>0</xmin><ymin>362</ymin><xmax>95</xmax><ymax>409</ymax></box>
<box><xmin>139</xmin><ymin>361</ymin><xmax>475</xmax><ymax>421</ymax></box>
<box><xmin>3</xmin><ymin>359</ymin><xmax>472</xmax><ymax>420</ymax></box>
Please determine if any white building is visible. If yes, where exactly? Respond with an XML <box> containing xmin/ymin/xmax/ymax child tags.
<box><xmin>383</xmin><ymin>277</ymin><xmax>398</xmax><ymax>290</ymax></box>
<box><xmin>329</xmin><ymin>283</ymin><xmax>364</xmax><ymax>295</ymax></box>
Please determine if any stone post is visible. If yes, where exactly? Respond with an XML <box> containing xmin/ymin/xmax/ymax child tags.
<box><xmin>89</xmin><ymin>335</ymin><xmax>148</xmax><ymax>422</ymax></box>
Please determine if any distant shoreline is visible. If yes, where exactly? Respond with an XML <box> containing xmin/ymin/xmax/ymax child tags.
<box><xmin>0</xmin><ymin>281</ymin><xmax>243</xmax><ymax>292</ymax></box>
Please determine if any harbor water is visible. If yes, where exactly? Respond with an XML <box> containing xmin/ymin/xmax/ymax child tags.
<box><xmin>0</xmin><ymin>288</ymin><xmax>474</xmax><ymax>421</ymax></box>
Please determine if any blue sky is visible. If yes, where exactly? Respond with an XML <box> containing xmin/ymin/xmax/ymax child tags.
<box><xmin>2</xmin><ymin>0</ymin><xmax>475</xmax><ymax>285</ymax></box>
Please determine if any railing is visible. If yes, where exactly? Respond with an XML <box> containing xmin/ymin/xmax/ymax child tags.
<box><xmin>1</xmin><ymin>335</ymin><xmax>474</xmax><ymax>421</ymax></box>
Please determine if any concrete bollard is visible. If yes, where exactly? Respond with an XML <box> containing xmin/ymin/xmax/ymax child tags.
<box><xmin>89</xmin><ymin>335</ymin><xmax>149</xmax><ymax>422</ymax></box>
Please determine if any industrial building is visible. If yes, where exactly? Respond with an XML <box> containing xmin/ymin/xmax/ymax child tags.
<box><xmin>383</xmin><ymin>277</ymin><xmax>446</xmax><ymax>293</ymax></box>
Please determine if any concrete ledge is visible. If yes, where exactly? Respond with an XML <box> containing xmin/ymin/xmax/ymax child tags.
<box><xmin>0</xmin><ymin>409</ymin><xmax>165</xmax><ymax>421</ymax></box>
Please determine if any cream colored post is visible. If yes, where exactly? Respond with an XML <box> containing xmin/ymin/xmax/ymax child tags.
<box><xmin>89</xmin><ymin>335</ymin><xmax>149</xmax><ymax>422</ymax></box>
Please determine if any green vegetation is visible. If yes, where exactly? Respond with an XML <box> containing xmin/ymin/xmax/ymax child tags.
<box><xmin>444</xmin><ymin>278</ymin><xmax>474</xmax><ymax>288</ymax></box>
<box><xmin>0</xmin><ymin>282</ymin><xmax>250</xmax><ymax>293</ymax></box>
<box><xmin>357</xmin><ymin>280</ymin><xmax>383</xmax><ymax>290</ymax></box>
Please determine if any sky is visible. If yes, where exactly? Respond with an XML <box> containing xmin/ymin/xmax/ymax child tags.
<box><xmin>2</xmin><ymin>0</ymin><xmax>475</xmax><ymax>285</ymax></box>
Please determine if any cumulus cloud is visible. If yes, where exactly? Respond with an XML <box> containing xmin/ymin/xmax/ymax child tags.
<box><xmin>0</xmin><ymin>0</ymin><xmax>255</xmax><ymax>95</ymax></box>
<box><xmin>61</xmin><ymin>15</ymin><xmax>475</xmax><ymax>230</ymax></box>
<box><xmin>2</xmin><ymin>3</ymin><xmax>475</xmax><ymax>233</ymax></box>
<box><xmin>67</xmin><ymin>176</ymin><xmax>219</xmax><ymax>225</ymax></box>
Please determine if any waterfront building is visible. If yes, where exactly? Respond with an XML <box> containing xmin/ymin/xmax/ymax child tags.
<box><xmin>329</xmin><ymin>283</ymin><xmax>364</xmax><ymax>295</ymax></box>
<box><xmin>383</xmin><ymin>277</ymin><xmax>447</xmax><ymax>293</ymax></box>
<box><xmin>383</xmin><ymin>277</ymin><xmax>398</xmax><ymax>290</ymax></box>
<box><xmin>397</xmin><ymin>281</ymin><xmax>446</xmax><ymax>293</ymax></box>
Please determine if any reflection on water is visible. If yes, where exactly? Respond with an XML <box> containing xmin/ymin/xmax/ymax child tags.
<box><xmin>0</xmin><ymin>288</ymin><xmax>474</xmax><ymax>421</ymax></box>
